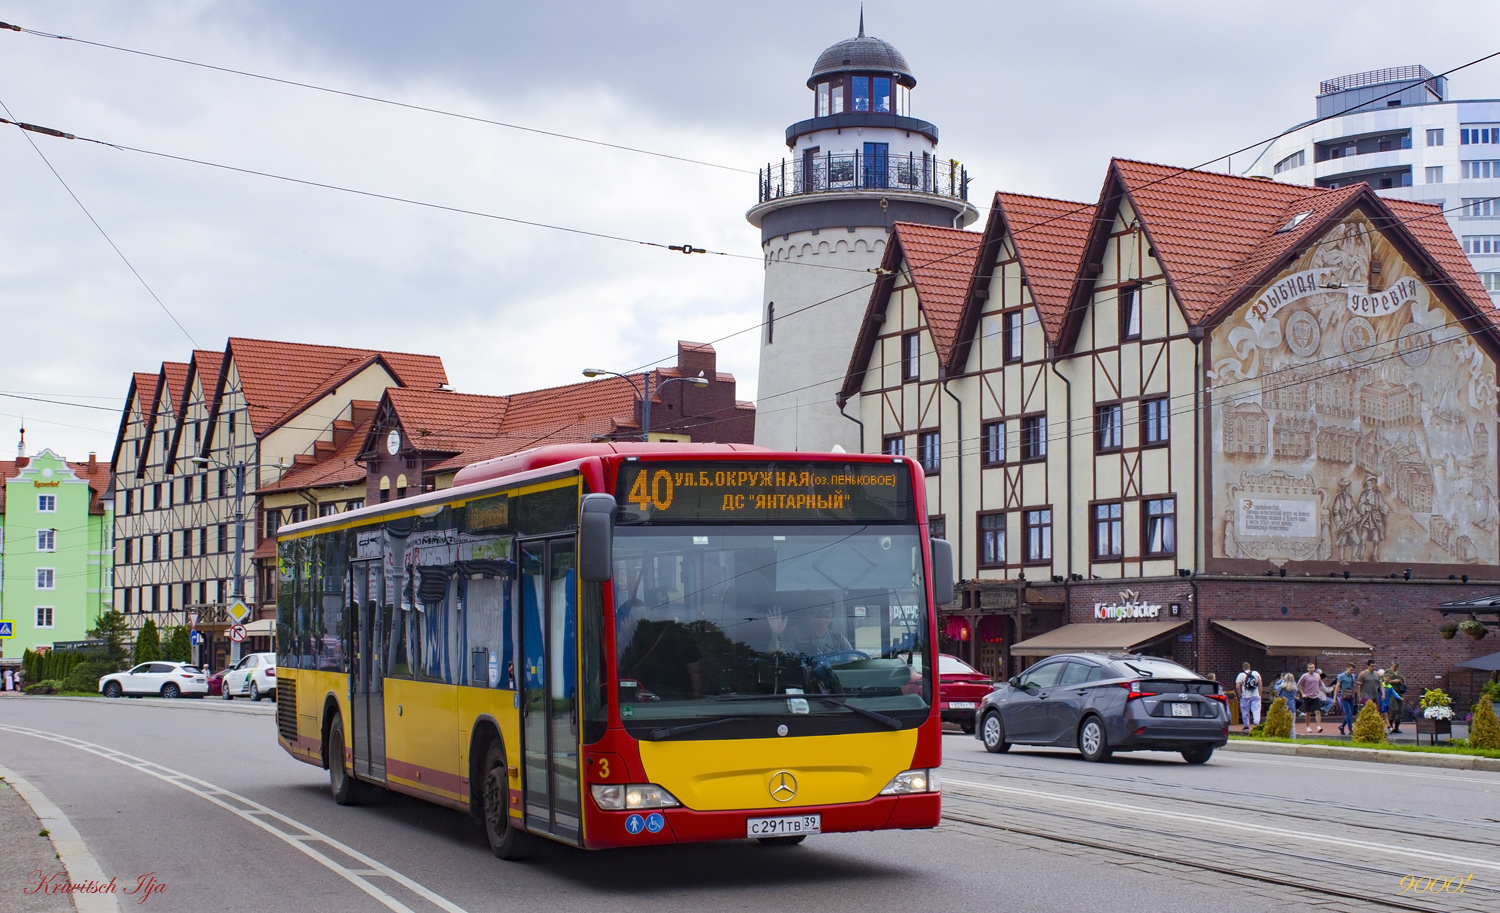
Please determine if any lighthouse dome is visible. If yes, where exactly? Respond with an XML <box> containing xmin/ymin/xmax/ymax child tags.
<box><xmin>809</xmin><ymin>30</ymin><xmax>915</xmax><ymax>88</ymax></box>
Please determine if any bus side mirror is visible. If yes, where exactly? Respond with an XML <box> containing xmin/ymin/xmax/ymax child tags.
<box><xmin>579</xmin><ymin>494</ymin><xmax>616</xmax><ymax>583</ymax></box>
<box><xmin>929</xmin><ymin>538</ymin><xmax>955</xmax><ymax>606</ymax></box>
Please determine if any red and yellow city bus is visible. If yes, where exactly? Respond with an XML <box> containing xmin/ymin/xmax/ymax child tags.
<box><xmin>274</xmin><ymin>443</ymin><xmax>952</xmax><ymax>857</ymax></box>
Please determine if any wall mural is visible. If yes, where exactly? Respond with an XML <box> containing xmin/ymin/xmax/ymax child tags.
<box><xmin>1211</xmin><ymin>213</ymin><xmax>1499</xmax><ymax>566</ymax></box>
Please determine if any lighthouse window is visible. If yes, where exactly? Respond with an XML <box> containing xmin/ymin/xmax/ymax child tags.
<box><xmin>873</xmin><ymin>77</ymin><xmax>892</xmax><ymax>113</ymax></box>
<box><xmin>830</xmin><ymin>77</ymin><xmax>845</xmax><ymax>114</ymax></box>
<box><xmin>816</xmin><ymin>82</ymin><xmax>830</xmax><ymax>117</ymax></box>
<box><xmin>852</xmin><ymin>76</ymin><xmax>870</xmax><ymax>112</ymax></box>
<box><xmin>896</xmin><ymin>84</ymin><xmax>911</xmax><ymax>116</ymax></box>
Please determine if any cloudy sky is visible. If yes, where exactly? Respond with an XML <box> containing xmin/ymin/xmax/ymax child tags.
<box><xmin>4</xmin><ymin>0</ymin><xmax>1500</xmax><ymax>461</ymax></box>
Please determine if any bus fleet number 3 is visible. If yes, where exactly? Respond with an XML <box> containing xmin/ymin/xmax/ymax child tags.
<box><xmin>628</xmin><ymin>469</ymin><xmax>675</xmax><ymax>512</ymax></box>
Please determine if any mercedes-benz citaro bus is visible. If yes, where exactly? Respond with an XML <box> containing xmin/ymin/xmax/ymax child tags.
<box><xmin>274</xmin><ymin>443</ymin><xmax>953</xmax><ymax>859</ymax></box>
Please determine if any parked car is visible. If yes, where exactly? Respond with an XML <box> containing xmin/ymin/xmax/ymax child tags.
<box><xmin>976</xmin><ymin>653</ymin><xmax>1228</xmax><ymax>764</ymax></box>
<box><xmin>938</xmin><ymin>654</ymin><xmax>993</xmax><ymax>733</ymax></box>
<box><xmin>206</xmin><ymin>668</ymin><xmax>228</xmax><ymax>697</ymax></box>
<box><xmin>99</xmin><ymin>662</ymin><xmax>208</xmax><ymax>699</ymax></box>
<box><xmin>222</xmin><ymin>652</ymin><xmax>277</xmax><ymax>702</ymax></box>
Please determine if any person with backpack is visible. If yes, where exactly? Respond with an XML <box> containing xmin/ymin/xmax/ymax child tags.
<box><xmin>1335</xmin><ymin>663</ymin><xmax>1358</xmax><ymax>735</ymax></box>
<box><xmin>1235</xmin><ymin>662</ymin><xmax>1263</xmax><ymax>732</ymax></box>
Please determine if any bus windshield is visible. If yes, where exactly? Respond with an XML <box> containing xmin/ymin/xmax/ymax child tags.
<box><xmin>611</xmin><ymin>524</ymin><xmax>931</xmax><ymax>739</ymax></box>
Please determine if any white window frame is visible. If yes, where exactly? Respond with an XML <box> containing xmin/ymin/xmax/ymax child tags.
<box><xmin>36</xmin><ymin>528</ymin><xmax>56</xmax><ymax>551</ymax></box>
<box><xmin>35</xmin><ymin>606</ymin><xmax>54</xmax><ymax>628</ymax></box>
<box><xmin>36</xmin><ymin>568</ymin><xmax>55</xmax><ymax>590</ymax></box>
<box><xmin>1426</xmin><ymin>166</ymin><xmax>1444</xmax><ymax>185</ymax></box>
<box><xmin>37</xmin><ymin>494</ymin><xmax>56</xmax><ymax>512</ymax></box>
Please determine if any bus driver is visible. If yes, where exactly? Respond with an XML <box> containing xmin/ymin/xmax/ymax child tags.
<box><xmin>767</xmin><ymin>602</ymin><xmax>855</xmax><ymax>657</ymax></box>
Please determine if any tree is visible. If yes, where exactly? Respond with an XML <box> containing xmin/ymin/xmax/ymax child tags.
<box><xmin>1471</xmin><ymin>697</ymin><xmax>1500</xmax><ymax>750</ymax></box>
<box><xmin>89</xmin><ymin>610</ymin><xmax>131</xmax><ymax>671</ymax></box>
<box><xmin>1262</xmin><ymin>696</ymin><xmax>1294</xmax><ymax>739</ymax></box>
<box><xmin>134</xmin><ymin>618</ymin><xmax>162</xmax><ymax>665</ymax></box>
<box><xmin>166</xmin><ymin>626</ymin><xmax>192</xmax><ymax>663</ymax></box>
<box><xmin>1352</xmin><ymin>698</ymin><xmax>1387</xmax><ymax>744</ymax></box>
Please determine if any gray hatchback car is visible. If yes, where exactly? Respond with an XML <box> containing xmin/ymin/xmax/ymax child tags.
<box><xmin>975</xmin><ymin>653</ymin><xmax>1229</xmax><ymax>763</ymax></box>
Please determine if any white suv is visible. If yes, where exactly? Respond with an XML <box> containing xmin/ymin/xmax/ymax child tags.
<box><xmin>222</xmin><ymin>652</ymin><xmax>278</xmax><ymax>702</ymax></box>
<box><xmin>100</xmin><ymin>662</ymin><xmax>208</xmax><ymax>699</ymax></box>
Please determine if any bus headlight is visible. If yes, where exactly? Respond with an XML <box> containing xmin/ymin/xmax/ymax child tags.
<box><xmin>591</xmin><ymin>783</ymin><xmax>681</xmax><ymax>810</ymax></box>
<box><xmin>879</xmin><ymin>768</ymin><xmax>940</xmax><ymax>796</ymax></box>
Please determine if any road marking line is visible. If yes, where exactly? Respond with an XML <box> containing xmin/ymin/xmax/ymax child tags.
<box><xmin>944</xmin><ymin>776</ymin><xmax>1500</xmax><ymax>875</ymax></box>
<box><xmin>0</xmin><ymin>761</ymin><xmax>121</xmax><ymax>913</ymax></box>
<box><xmin>0</xmin><ymin>724</ymin><xmax>470</xmax><ymax>913</ymax></box>
<box><xmin>1218</xmin><ymin>752</ymin><xmax>1500</xmax><ymax>781</ymax></box>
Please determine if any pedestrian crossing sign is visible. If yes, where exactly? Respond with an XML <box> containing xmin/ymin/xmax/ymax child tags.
<box><xmin>0</xmin><ymin>621</ymin><xmax>13</xmax><ymax>638</ymax></box>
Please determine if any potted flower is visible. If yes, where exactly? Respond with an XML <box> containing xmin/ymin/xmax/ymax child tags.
<box><xmin>1417</xmin><ymin>688</ymin><xmax>1454</xmax><ymax>744</ymax></box>
<box><xmin>1439</xmin><ymin>622</ymin><xmax>1458</xmax><ymax>639</ymax></box>
<box><xmin>1460</xmin><ymin>619</ymin><xmax>1489</xmax><ymax>640</ymax></box>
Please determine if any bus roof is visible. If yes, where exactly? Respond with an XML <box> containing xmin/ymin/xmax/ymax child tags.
<box><xmin>451</xmin><ymin>441</ymin><xmax>770</xmax><ymax>487</ymax></box>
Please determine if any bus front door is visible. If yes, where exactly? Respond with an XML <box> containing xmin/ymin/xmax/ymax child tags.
<box><xmin>518</xmin><ymin>538</ymin><xmax>581</xmax><ymax>843</ymax></box>
<box><xmin>350</xmin><ymin>560</ymin><xmax>387</xmax><ymax>782</ymax></box>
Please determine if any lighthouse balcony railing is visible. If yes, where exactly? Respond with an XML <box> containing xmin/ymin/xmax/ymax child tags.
<box><xmin>759</xmin><ymin>152</ymin><xmax>969</xmax><ymax>204</ymax></box>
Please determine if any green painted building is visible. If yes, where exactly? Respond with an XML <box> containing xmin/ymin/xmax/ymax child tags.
<box><xmin>0</xmin><ymin>449</ymin><xmax>114</xmax><ymax>657</ymax></box>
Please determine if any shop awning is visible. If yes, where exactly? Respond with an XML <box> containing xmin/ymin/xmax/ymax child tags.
<box><xmin>1210</xmin><ymin>620</ymin><xmax>1370</xmax><ymax>657</ymax></box>
<box><xmin>1010</xmin><ymin>621</ymin><xmax>1188</xmax><ymax>657</ymax></box>
<box><xmin>242</xmin><ymin>619</ymin><xmax>275</xmax><ymax>637</ymax></box>
<box><xmin>1457</xmin><ymin>651</ymin><xmax>1500</xmax><ymax>672</ymax></box>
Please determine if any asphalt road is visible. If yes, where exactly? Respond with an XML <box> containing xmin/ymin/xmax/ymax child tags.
<box><xmin>1</xmin><ymin>696</ymin><xmax>1495</xmax><ymax>913</ymax></box>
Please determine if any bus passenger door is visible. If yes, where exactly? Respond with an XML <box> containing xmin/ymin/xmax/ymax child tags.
<box><xmin>350</xmin><ymin>560</ymin><xmax>388</xmax><ymax>782</ymax></box>
<box><xmin>519</xmin><ymin>537</ymin><xmax>581</xmax><ymax>843</ymax></box>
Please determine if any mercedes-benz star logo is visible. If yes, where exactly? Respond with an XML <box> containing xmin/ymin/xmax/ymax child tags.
<box><xmin>769</xmin><ymin>770</ymin><xmax>798</xmax><ymax>802</ymax></box>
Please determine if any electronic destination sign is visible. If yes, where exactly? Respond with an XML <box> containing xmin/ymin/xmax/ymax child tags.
<box><xmin>614</xmin><ymin>461</ymin><xmax>914</xmax><ymax>524</ymax></box>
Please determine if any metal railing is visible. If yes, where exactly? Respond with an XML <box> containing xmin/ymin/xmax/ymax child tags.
<box><xmin>1320</xmin><ymin>66</ymin><xmax>1435</xmax><ymax>95</ymax></box>
<box><xmin>758</xmin><ymin>151</ymin><xmax>969</xmax><ymax>204</ymax></box>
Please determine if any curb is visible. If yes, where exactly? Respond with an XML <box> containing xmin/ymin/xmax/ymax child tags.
<box><xmin>0</xmin><ymin>763</ymin><xmax>121</xmax><ymax>913</ymax></box>
<box><xmin>1223</xmin><ymin>739</ymin><xmax>1500</xmax><ymax>772</ymax></box>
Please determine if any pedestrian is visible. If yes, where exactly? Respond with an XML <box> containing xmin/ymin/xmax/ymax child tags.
<box><xmin>1384</xmin><ymin>662</ymin><xmax>1406</xmax><ymax>734</ymax></box>
<box><xmin>1318</xmin><ymin>670</ymin><xmax>1336</xmax><ymax>715</ymax></box>
<box><xmin>1357</xmin><ymin>658</ymin><xmax>1382</xmax><ymax>720</ymax></box>
<box><xmin>1</xmin><ymin>668</ymin><xmax>12</xmax><ymax>691</ymax></box>
<box><xmin>1335</xmin><ymin>662</ymin><xmax>1358</xmax><ymax>735</ymax></box>
<box><xmin>1274</xmin><ymin>673</ymin><xmax>1299</xmax><ymax>735</ymax></box>
<box><xmin>1235</xmin><ymin>662</ymin><xmax>1263</xmax><ymax>732</ymax></box>
<box><xmin>1297</xmin><ymin>662</ymin><xmax>1325</xmax><ymax>734</ymax></box>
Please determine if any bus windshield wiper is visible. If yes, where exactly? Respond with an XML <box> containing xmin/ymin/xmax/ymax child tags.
<box><xmin>648</xmin><ymin>716</ymin><xmax>751</xmax><ymax>741</ymax></box>
<box><xmin>813</xmin><ymin>694</ymin><xmax>903</xmax><ymax>729</ymax></box>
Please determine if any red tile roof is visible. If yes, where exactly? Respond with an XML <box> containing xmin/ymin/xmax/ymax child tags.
<box><xmin>190</xmin><ymin>349</ymin><xmax>225</xmax><ymax>402</ymax></box>
<box><xmin>160</xmin><ymin>361</ymin><xmax>190</xmax><ymax>417</ymax></box>
<box><xmin>384</xmin><ymin>388</ymin><xmax>511</xmax><ymax>455</ymax></box>
<box><xmin>132</xmin><ymin>372</ymin><xmax>159</xmax><ymax>415</ymax></box>
<box><xmin>259</xmin><ymin>414</ymin><xmax>376</xmax><ymax>494</ymax></box>
<box><xmin>993</xmin><ymin>192</ymin><xmax>1096</xmax><ymax>340</ymax></box>
<box><xmin>1384</xmin><ymin>197</ymin><xmax>1495</xmax><ymax>311</ymax></box>
<box><xmin>890</xmin><ymin>221</ymin><xmax>981</xmax><ymax>356</ymax></box>
<box><xmin>225</xmin><ymin>337</ymin><xmax>448</xmax><ymax>435</ymax></box>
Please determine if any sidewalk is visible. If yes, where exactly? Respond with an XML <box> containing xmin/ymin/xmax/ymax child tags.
<box><xmin>0</xmin><ymin>773</ymin><xmax>78</xmax><ymax>912</ymax></box>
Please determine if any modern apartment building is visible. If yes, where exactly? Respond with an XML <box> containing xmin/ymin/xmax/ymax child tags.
<box><xmin>1243</xmin><ymin>65</ymin><xmax>1500</xmax><ymax>304</ymax></box>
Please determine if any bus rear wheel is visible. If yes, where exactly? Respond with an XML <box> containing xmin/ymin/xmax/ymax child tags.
<box><xmin>482</xmin><ymin>741</ymin><xmax>530</xmax><ymax>861</ymax></box>
<box><xmin>328</xmin><ymin>714</ymin><xmax>360</xmax><ymax>806</ymax></box>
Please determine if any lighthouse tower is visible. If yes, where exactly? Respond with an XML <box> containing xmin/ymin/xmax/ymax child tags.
<box><xmin>748</xmin><ymin>16</ymin><xmax>977</xmax><ymax>452</ymax></box>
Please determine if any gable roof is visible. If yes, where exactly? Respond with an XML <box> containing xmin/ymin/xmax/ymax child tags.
<box><xmin>840</xmin><ymin>222</ymin><xmax>980</xmax><ymax>399</ymax></box>
<box><xmin>166</xmin><ymin>349</ymin><xmax>231</xmax><ymax>469</ymax></box>
<box><xmin>1061</xmin><ymin>158</ymin><xmax>1500</xmax><ymax>348</ymax></box>
<box><xmin>258</xmin><ymin>414</ymin><xmax>376</xmax><ymax>494</ymax></box>
<box><xmin>110</xmin><ymin>371</ymin><xmax>162</xmax><ymax>469</ymax></box>
<box><xmin>225</xmin><ymin>337</ymin><xmax>448</xmax><ymax>436</ymax></box>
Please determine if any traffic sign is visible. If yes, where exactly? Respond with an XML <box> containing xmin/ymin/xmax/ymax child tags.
<box><xmin>228</xmin><ymin>601</ymin><xmax>251</xmax><ymax>624</ymax></box>
<box><xmin>229</xmin><ymin>624</ymin><xmax>247</xmax><ymax>643</ymax></box>
<box><xmin>188</xmin><ymin>611</ymin><xmax>200</xmax><ymax>628</ymax></box>
<box><xmin>190</xmin><ymin>631</ymin><xmax>203</xmax><ymax>646</ymax></box>
<box><xmin>0</xmin><ymin>621</ymin><xmax>13</xmax><ymax>638</ymax></box>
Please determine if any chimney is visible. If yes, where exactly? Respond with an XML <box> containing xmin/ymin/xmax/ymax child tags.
<box><xmin>88</xmin><ymin>452</ymin><xmax>97</xmax><ymax>471</ymax></box>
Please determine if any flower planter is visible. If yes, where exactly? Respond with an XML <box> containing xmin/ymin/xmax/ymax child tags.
<box><xmin>1416</xmin><ymin>716</ymin><xmax>1451</xmax><ymax>745</ymax></box>
<box><xmin>1439</xmin><ymin>628</ymin><xmax>1457</xmax><ymax>639</ymax></box>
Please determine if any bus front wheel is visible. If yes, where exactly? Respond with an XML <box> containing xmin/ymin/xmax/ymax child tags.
<box><xmin>328</xmin><ymin>714</ymin><xmax>360</xmax><ymax>806</ymax></box>
<box><xmin>482</xmin><ymin>741</ymin><xmax>530</xmax><ymax>861</ymax></box>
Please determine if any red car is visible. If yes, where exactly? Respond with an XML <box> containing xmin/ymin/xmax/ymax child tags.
<box><xmin>206</xmin><ymin>668</ymin><xmax>227</xmax><ymax>697</ymax></box>
<box><xmin>939</xmin><ymin>654</ymin><xmax>993</xmax><ymax>733</ymax></box>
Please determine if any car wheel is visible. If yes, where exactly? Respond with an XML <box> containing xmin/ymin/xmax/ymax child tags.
<box><xmin>960</xmin><ymin>719</ymin><xmax>976</xmax><ymax>735</ymax></box>
<box><xmin>161</xmin><ymin>683</ymin><xmax>181</xmax><ymax>700</ymax></box>
<box><xmin>757</xmin><ymin>836</ymin><xmax>806</xmax><ymax>846</ymax></box>
<box><xmin>1078</xmin><ymin>715</ymin><xmax>1112</xmax><ymax>762</ymax></box>
<box><xmin>103</xmin><ymin>681</ymin><xmax>122</xmax><ymax>699</ymax></box>
<box><xmin>221</xmin><ymin>683</ymin><xmax>232</xmax><ymax>700</ymax></box>
<box><xmin>981</xmin><ymin>712</ymin><xmax>1010</xmax><ymax>753</ymax></box>
<box><xmin>1181</xmin><ymin>745</ymin><xmax>1214</xmax><ymax>765</ymax></box>
<box><xmin>481</xmin><ymin>741</ymin><xmax>531</xmax><ymax>860</ymax></box>
<box><xmin>250</xmin><ymin>682</ymin><xmax>261</xmax><ymax>702</ymax></box>
<box><xmin>329</xmin><ymin>714</ymin><xmax>360</xmax><ymax>806</ymax></box>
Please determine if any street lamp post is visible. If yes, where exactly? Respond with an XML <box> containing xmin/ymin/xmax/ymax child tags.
<box><xmin>190</xmin><ymin>455</ymin><xmax>256</xmax><ymax>667</ymax></box>
<box><xmin>581</xmin><ymin>368</ymin><xmax>709</xmax><ymax>439</ymax></box>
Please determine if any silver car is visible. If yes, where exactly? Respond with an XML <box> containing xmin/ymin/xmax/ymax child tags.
<box><xmin>976</xmin><ymin>653</ymin><xmax>1228</xmax><ymax>764</ymax></box>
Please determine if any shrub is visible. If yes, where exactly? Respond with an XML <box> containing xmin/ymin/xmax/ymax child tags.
<box><xmin>134</xmin><ymin>619</ymin><xmax>161</xmax><ymax>664</ymax></box>
<box><xmin>24</xmin><ymin>681</ymin><xmax>60</xmax><ymax>695</ymax></box>
<box><xmin>1471</xmin><ymin>698</ymin><xmax>1500</xmax><ymax>750</ymax></box>
<box><xmin>1262</xmin><ymin>696</ymin><xmax>1294</xmax><ymax>738</ymax></box>
<box><xmin>63</xmin><ymin>662</ymin><xmax>109</xmax><ymax>694</ymax></box>
<box><xmin>1352</xmin><ymin>699</ymin><xmax>1387</xmax><ymax>744</ymax></box>
<box><xmin>89</xmin><ymin>610</ymin><xmax>131</xmax><ymax>670</ymax></box>
<box><xmin>165</xmin><ymin>626</ymin><xmax>192</xmax><ymax>663</ymax></box>
<box><xmin>1418</xmin><ymin>687</ymin><xmax>1452</xmax><ymax>711</ymax></box>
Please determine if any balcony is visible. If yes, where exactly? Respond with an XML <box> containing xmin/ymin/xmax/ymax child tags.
<box><xmin>758</xmin><ymin>151</ymin><xmax>970</xmax><ymax>205</ymax></box>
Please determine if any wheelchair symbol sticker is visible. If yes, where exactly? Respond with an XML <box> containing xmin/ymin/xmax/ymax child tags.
<box><xmin>625</xmin><ymin>814</ymin><xmax>645</xmax><ymax>835</ymax></box>
<box><xmin>645</xmin><ymin>813</ymin><xmax>665</xmax><ymax>833</ymax></box>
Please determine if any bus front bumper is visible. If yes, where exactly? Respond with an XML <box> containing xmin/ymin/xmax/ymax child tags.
<box><xmin>583</xmin><ymin>792</ymin><xmax>940</xmax><ymax>848</ymax></box>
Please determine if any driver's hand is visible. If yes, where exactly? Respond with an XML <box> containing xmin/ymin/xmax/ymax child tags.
<box><xmin>767</xmin><ymin>607</ymin><xmax>788</xmax><ymax>636</ymax></box>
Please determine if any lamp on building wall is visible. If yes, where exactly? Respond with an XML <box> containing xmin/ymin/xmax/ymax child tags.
<box><xmin>581</xmin><ymin>368</ymin><xmax>709</xmax><ymax>439</ymax></box>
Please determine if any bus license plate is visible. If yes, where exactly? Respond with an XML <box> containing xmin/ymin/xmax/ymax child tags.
<box><xmin>1170</xmin><ymin>703</ymin><xmax>1194</xmax><ymax>717</ymax></box>
<box><xmin>747</xmin><ymin>814</ymin><xmax>821</xmax><ymax>838</ymax></box>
